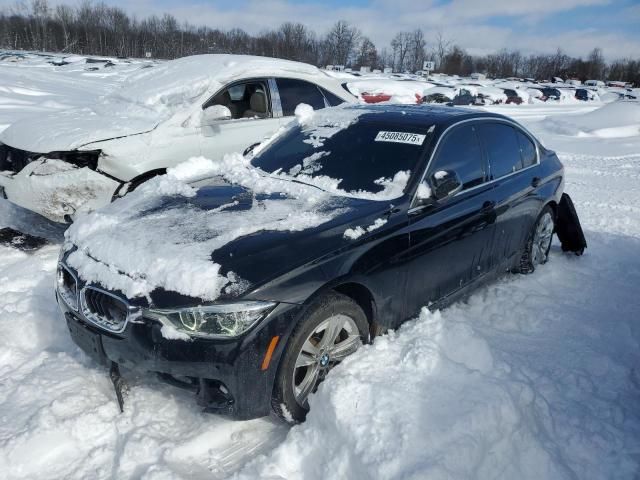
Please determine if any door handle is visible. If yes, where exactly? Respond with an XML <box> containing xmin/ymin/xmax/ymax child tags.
<box><xmin>531</xmin><ymin>176</ymin><xmax>541</xmax><ymax>188</ymax></box>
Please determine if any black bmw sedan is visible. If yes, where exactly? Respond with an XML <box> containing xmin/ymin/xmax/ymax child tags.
<box><xmin>56</xmin><ymin>104</ymin><xmax>585</xmax><ymax>422</ymax></box>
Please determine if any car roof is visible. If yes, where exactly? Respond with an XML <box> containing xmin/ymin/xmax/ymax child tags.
<box><xmin>338</xmin><ymin>103</ymin><xmax>508</xmax><ymax>129</ymax></box>
<box><xmin>111</xmin><ymin>54</ymin><xmax>356</xmax><ymax>114</ymax></box>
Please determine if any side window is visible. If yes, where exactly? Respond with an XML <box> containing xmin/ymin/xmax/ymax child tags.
<box><xmin>276</xmin><ymin>78</ymin><xmax>327</xmax><ymax>115</ymax></box>
<box><xmin>319</xmin><ymin>87</ymin><xmax>346</xmax><ymax>107</ymax></box>
<box><xmin>205</xmin><ymin>80</ymin><xmax>270</xmax><ymax>120</ymax></box>
<box><xmin>516</xmin><ymin>129</ymin><xmax>537</xmax><ymax>168</ymax></box>
<box><xmin>477</xmin><ymin>122</ymin><xmax>523</xmax><ymax>179</ymax></box>
<box><xmin>430</xmin><ymin>124</ymin><xmax>485</xmax><ymax>190</ymax></box>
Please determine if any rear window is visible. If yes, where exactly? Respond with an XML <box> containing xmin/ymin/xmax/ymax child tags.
<box><xmin>276</xmin><ymin>78</ymin><xmax>327</xmax><ymax>115</ymax></box>
<box><xmin>477</xmin><ymin>122</ymin><xmax>523</xmax><ymax>179</ymax></box>
<box><xmin>516</xmin><ymin>130</ymin><xmax>537</xmax><ymax>168</ymax></box>
<box><xmin>320</xmin><ymin>88</ymin><xmax>346</xmax><ymax>106</ymax></box>
<box><xmin>251</xmin><ymin>117</ymin><xmax>430</xmax><ymax>196</ymax></box>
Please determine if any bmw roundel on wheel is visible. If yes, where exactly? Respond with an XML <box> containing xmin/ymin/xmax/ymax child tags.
<box><xmin>55</xmin><ymin>103</ymin><xmax>586</xmax><ymax>422</ymax></box>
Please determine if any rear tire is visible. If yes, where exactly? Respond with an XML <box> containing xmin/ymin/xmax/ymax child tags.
<box><xmin>271</xmin><ymin>292</ymin><xmax>369</xmax><ymax>423</ymax></box>
<box><xmin>519</xmin><ymin>205</ymin><xmax>555</xmax><ymax>274</ymax></box>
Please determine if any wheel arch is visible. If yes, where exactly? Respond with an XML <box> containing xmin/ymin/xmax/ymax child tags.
<box><xmin>546</xmin><ymin>199</ymin><xmax>558</xmax><ymax>220</ymax></box>
<box><xmin>333</xmin><ymin>282</ymin><xmax>378</xmax><ymax>332</ymax></box>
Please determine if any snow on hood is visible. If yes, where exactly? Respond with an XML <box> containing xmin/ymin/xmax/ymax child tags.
<box><xmin>424</xmin><ymin>86</ymin><xmax>457</xmax><ymax>99</ymax></box>
<box><xmin>0</xmin><ymin>107</ymin><xmax>157</xmax><ymax>152</ymax></box>
<box><xmin>65</xmin><ymin>138</ymin><xmax>410</xmax><ymax>301</ymax></box>
<box><xmin>477</xmin><ymin>86</ymin><xmax>508</xmax><ymax>102</ymax></box>
<box><xmin>64</xmin><ymin>155</ymin><xmax>348</xmax><ymax>301</ymax></box>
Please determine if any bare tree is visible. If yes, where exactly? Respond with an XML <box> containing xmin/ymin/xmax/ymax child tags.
<box><xmin>408</xmin><ymin>29</ymin><xmax>426</xmax><ymax>72</ymax></box>
<box><xmin>322</xmin><ymin>20</ymin><xmax>360</xmax><ymax>66</ymax></box>
<box><xmin>355</xmin><ymin>36</ymin><xmax>377</xmax><ymax>69</ymax></box>
<box><xmin>433</xmin><ymin>30</ymin><xmax>451</xmax><ymax>71</ymax></box>
<box><xmin>0</xmin><ymin>2</ymin><xmax>636</xmax><ymax>85</ymax></box>
<box><xmin>391</xmin><ymin>32</ymin><xmax>410</xmax><ymax>71</ymax></box>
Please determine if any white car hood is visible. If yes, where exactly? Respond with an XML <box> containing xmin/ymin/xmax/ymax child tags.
<box><xmin>0</xmin><ymin>107</ymin><xmax>158</xmax><ymax>153</ymax></box>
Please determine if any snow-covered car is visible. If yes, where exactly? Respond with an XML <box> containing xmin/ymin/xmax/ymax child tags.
<box><xmin>345</xmin><ymin>79</ymin><xmax>433</xmax><ymax>104</ymax></box>
<box><xmin>55</xmin><ymin>104</ymin><xmax>586</xmax><ymax>422</ymax></box>
<box><xmin>0</xmin><ymin>54</ymin><xmax>356</xmax><ymax>222</ymax></box>
<box><xmin>502</xmin><ymin>88</ymin><xmax>524</xmax><ymax>104</ymax></box>
<box><xmin>424</xmin><ymin>87</ymin><xmax>477</xmax><ymax>106</ymax></box>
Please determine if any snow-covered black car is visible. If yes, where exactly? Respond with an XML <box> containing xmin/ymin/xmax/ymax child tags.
<box><xmin>55</xmin><ymin>104</ymin><xmax>586</xmax><ymax>422</ymax></box>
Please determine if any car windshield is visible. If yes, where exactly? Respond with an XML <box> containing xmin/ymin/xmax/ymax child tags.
<box><xmin>96</xmin><ymin>59</ymin><xmax>216</xmax><ymax>119</ymax></box>
<box><xmin>250</xmin><ymin>112</ymin><xmax>431</xmax><ymax>199</ymax></box>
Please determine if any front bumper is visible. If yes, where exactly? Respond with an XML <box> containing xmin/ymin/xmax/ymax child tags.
<box><xmin>56</xmin><ymin>285</ymin><xmax>300</xmax><ymax>420</ymax></box>
<box><xmin>0</xmin><ymin>158</ymin><xmax>120</xmax><ymax>223</ymax></box>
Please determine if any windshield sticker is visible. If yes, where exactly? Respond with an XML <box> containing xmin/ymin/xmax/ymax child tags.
<box><xmin>374</xmin><ymin>131</ymin><xmax>426</xmax><ymax>146</ymax></box>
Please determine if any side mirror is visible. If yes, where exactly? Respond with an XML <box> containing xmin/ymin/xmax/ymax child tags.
<box><xmin>414</xmin><ymin>181</ymin><xmax>435</xmax><ymax>207</ymax></box>
<box><xmin>200</xmin><ymin>105</ymin><xmax>232</xmax><ymax>126</ymax></box>
<box><xmin>243</xmin><ymin>142</ymin><xmax>261</xmax><ymax>157</ymax></box>
<box><xmin>432</xmin><ymin>170</ymin><xmax>462</xmax><ymax>199</ymax></box>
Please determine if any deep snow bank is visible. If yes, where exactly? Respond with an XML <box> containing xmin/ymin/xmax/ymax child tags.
<box><xmin>238</xmin><ymin>233</ymin><xmax>640</xmax><ymax>479</ymax></box>
<box><xmin>543</xmin><ymin>101</ymin><xmax>640</xmax><ymax>138</ymax></box>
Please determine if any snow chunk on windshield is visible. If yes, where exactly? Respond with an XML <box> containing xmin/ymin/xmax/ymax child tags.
<box><xmin>300</xmin><ymin>105</ymin><xmax>373</xmax><ymax>148</ymax></box>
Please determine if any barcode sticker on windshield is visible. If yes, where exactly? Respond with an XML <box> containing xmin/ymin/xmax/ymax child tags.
<box><xmin>374</xmin><ymin>131</ymin><xmax>426</xmax><ymax>146</ymax></box>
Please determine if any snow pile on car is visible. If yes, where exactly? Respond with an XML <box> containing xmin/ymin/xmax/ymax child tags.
<box><xmin>101</xmin><ymin>54</ymin><xmax>323</xmax><ymax>120</ymax></box>
<box><xmin>64</xmin><ymin>155</ymin><xmax>343</xmax><ymax>301</ymax></box>
<box><xmin>346</xmin><ymin>79</ymin><xmax>433</xmax><ymax>104</ymax></box>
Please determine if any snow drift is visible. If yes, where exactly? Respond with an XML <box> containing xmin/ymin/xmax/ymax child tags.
<box><xmin>542</xmin><ymin>102</ymin><xmax>640</xmax><ymax>138</ymax></box>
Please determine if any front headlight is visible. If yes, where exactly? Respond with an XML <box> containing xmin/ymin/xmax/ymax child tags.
<box><xmin>144</xmin><ymin>301</ymin><xmax>277</xmax><ymax>338</ymax></box>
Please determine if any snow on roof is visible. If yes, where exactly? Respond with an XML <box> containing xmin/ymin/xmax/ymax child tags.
<box><xmin>424</xmin><ymin>86</ymin><xmax>456</xmax><ymax>99</ymax></box>
<box><xmin>102</xmin><ymin>54</ymin><xmax>324</xmax><ymax>117</ymax></box>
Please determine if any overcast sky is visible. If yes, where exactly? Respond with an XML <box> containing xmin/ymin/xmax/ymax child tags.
<box><xmin>3</xmin><ymin>0</ymin><xmax>639</xmax><ymax>58</ymax></box>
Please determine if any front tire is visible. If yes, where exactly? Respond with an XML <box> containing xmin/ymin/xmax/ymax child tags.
<box><xmin>519</xmin><ymin>205</ymin><xmax>555</xmax><ymax>273</ymax></box>
<box><xmin>272</xmin><ymin>292</ymin><xmax>369</xmax><ymax>423</ymax></box>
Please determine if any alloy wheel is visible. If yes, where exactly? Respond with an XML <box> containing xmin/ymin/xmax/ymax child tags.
<box><xmin>292</xmin><ymin>313</ymin><xmax>362</xmax><ymax>405</ymax></box>
<box><xmin>531</xmin><ymin>212</ymin><xmax>554</xmax><ymax>265</ymax></box>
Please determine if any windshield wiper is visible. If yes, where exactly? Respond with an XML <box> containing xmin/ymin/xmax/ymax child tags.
<box><xmin>255</xmin><ymin>169</ymin><xmax>329</xmax><ymax>193</ymax></box>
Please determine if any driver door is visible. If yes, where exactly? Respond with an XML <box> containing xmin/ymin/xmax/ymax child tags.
<box><xmin>198</xmin><ymin>79</ymin><xmax>282</xmax><ymax>160</ymax></box>
<box><xmin>404</xmin><ymin>123</ymin><xmax>498</xmax><ymax>316</ymax></box>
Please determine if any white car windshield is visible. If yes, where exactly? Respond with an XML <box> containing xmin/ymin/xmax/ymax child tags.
<box><xmin>95</xmin><ymin>60</ymin><xmax>216</xmax><ymax>119</ymax></box>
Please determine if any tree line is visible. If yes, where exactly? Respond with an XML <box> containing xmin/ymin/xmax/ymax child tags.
<box><xmin>1</xmin><ymin>0</ymin><xmax>638</xmax><ymax>85</ymax></box>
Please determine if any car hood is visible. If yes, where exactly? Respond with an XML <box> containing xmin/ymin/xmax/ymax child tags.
<box><xmin>64</xmin><ymin>175</ymin><xmax>392</xmax><ymax>306</ymax></box>
<box><xmin>0</xmin><ymin>107</ymin><xmax>158</xmax><ymax>153</ymax></box>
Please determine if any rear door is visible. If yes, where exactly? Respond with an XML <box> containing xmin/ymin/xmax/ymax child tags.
<box><xmin>404</xmin><ymin>122</ymin><xmax>497</xmax><ymax>315</ymax></box>
<box><xmin>475</xmin><ymin>121</ymin><xmax>541</xmax><ymax>266</ymax></box>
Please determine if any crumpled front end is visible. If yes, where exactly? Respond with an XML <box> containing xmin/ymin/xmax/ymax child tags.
<box><xmin>0</xmin><ymin>153</ymin><xmax>120</xmax><ymax>223</ymax></box>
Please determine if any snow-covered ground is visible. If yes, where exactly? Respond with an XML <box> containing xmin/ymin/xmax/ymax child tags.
<box><xmin>1</xmin><ymin>53</ymin><xmax>639</xmax><ymax>479</ymax></box>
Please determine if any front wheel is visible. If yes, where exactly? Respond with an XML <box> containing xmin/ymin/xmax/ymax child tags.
<box><xmin>519</xmin><ymin>205</ymin><xmax>555</xmax><ymax>273</ymax></box>
<box><xmin>271</xmin><ymin>292</ymin><xmax>369</xmax><ymax>423</ymax></box>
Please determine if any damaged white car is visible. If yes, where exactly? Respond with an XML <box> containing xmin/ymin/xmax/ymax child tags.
<box><xmin>0</xmin><ymin>54</ymin><xmax>356</xmax><ymax>222</ymax></box>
